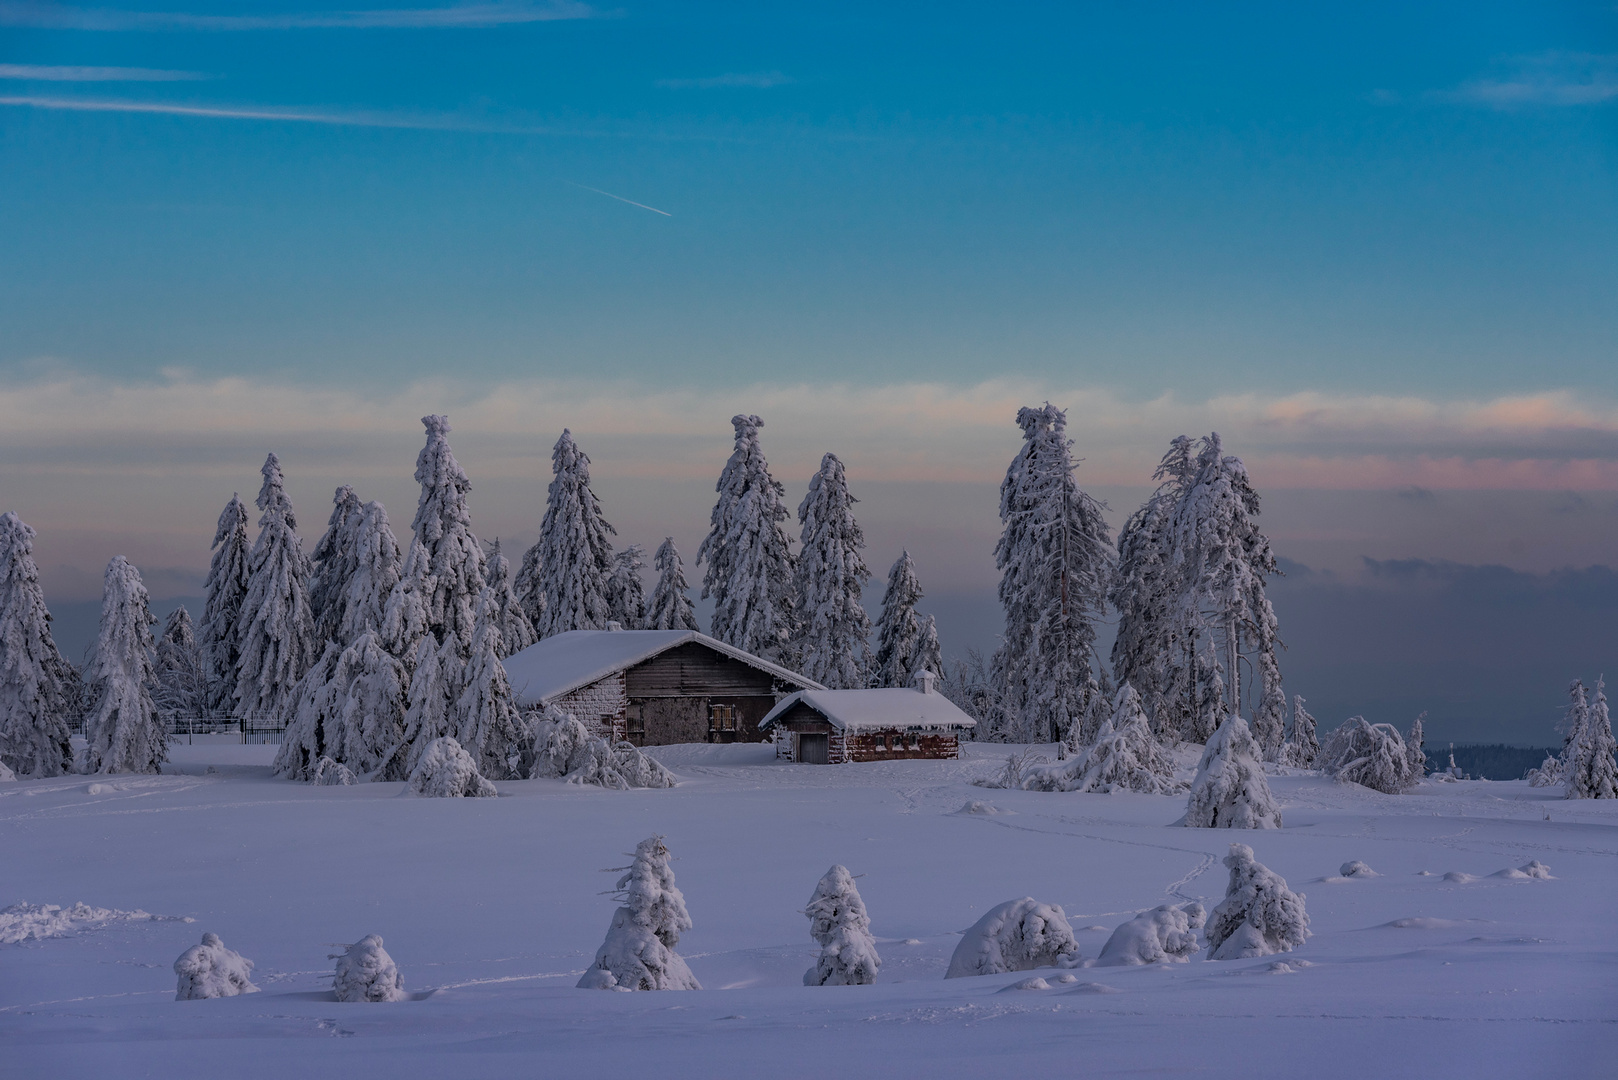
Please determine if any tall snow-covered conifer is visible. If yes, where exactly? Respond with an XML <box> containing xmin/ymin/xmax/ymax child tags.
<box><xmin>1279</xmin><ymin>694</ymin><xmax>1319</xmax><ymax>768</ymax></box>
<box><xmin>536</xmin><ymin>430</ymin><xmax>616</xmax><ymax>638</ymax></box>
<box><xmin>607</xmin><ymin>545</ymin><xmax>648</xmax><ymax>630</ymax></box>
<box><xmin>1565</xmin><ymin>677</ymin><xmax>1618</xmax><ymax>800</ymax></box>
<box><xmin>871</xmin><ymin>551</ymin><xmax>928</xmax><ymax>690</ymax></box>
<box><xmin>482</xmin><ymin>539</ymin><xmax>537</xmax><ymax>656</ymax></box>
<box><xmin>646</xmin><ymin>538</ymin><xmax>698</xmax><ymax>631</ymax></box>
<box><xmin>989</xmin><ymin>404</ymin><xmax>1114</xmax><ymax>744</ymax></box>
<box><xmin>698</xmin><ymin>415</ymin><xmax>796</xmax><ymax>664</ymax></box>
<box><xmin>153</xmin><ymin>607</ymin><xmax>205</xmax><ymax>720</ymax></box>
<box><xmin>512</xmin><ymin>542</ymin><xmax>547</xmax><ymax>635</ymax></box>
<box><xmin>0</xmin><ymin>512</ymin><xmax>77</xmax><ymax>777</ymax></box>
<box><xmin>453</xmin><ymin>588</ymin><xmax>524</xmax><ymax>779</ymax></box>
<box><xmin>200</xmin><ymin>494</ymin><xmax>252</xmax><ymax>717</ymax></box>
<box><xmin>791</xmin><ymin>453</ymin><xmax>872</xmax><ymax>689</ymax></box>
<box><xmin>234</xmin><ymin>455</ymin><xmax>316</xmax><ymax>720</ymax></box>
<box><xmin>83</xmin><ymin>557</ymin><xmax>166</xmax><ymax>775</ymax></box>
<box><xmin>309</xmin><ymin>485</ymin><xmax>363</xmax><ymax>648</ymax></box>
<box><xmin>393</xmin><ymin>416</ymin><xmax>488</xmax><ymax>773</ymax></box>
<box><xmin>341</xmin><ymin>501</ymin><xmax>403</xmax><ymax>645</ymax></box>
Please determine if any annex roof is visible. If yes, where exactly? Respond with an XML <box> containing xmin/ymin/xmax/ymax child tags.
<box><xmin>758</xmin><ymin>688</ymin><xmax>978</xmax><ymax>734</ymax></box>
<box><xmin>502</xmin><ymin>629</ymin><xmax>822</xmax><ymax>708</ymax></box>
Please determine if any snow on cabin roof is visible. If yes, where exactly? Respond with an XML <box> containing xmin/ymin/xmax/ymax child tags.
<box><xmin>758</xmin><ymin>688</ymin><xmax>978</xmax><ymax>734</ymax></box>
<box><xmin>501</xmin><ymin>629</ymin><xmax>822</xmax><ymax>707</ymax></box>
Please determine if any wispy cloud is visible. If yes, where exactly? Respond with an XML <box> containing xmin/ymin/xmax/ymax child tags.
<box><xmin>655</xmin><ymin>71</ymin><xmax>792</xmax><ymax>90</ymax></box>
<box><xmin>1441</xmin><ymin>52</ymin><xmax>1618</xmax><ymax>108</ymax></box>
<box><xmin>0</xmin><ymin>63</ymin><xmax>206</xmax><ymax>80</ymax></box>
<box><xmin>0</xmin><ymin>1</ymin><xmax>595</xmax><ymax>31</ymax></box>
<box><xmin>0</xmin><ymin>93</ymin><xmax>593</xmax><ymax>133</ymax></box>
<box><xmin>562</xmin><ymin>180</ymin><xmax>671</xmax><ymax>216</ymax></box>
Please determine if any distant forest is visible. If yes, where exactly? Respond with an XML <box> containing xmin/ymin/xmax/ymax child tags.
<box><xmin>1431</xmin><ymin>745</ymin><xmax>1556</xmax><ymax>781</ymax></box>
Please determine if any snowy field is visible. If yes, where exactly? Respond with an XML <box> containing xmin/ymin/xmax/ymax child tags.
<box><xmin>4</xmin><ymin>741</ymin><xmax>1615</xmax><ymax>1079</ymax></box>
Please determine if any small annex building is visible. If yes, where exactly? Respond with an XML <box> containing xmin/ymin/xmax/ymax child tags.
<box><xmin>759</xmin><ymin>670</ymin><xmax>976</xmax><ymax>764</ymax></box>
<box><xmin>502</xmin><ymin>629</ymin><xmax>822</xmax><ymax>746</ymax></box>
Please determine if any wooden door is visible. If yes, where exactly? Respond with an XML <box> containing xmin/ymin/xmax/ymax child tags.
<box><xmin>797</xmin><ymin>733</ymin><xmax>830</xmax><ymax>765</ymax></box>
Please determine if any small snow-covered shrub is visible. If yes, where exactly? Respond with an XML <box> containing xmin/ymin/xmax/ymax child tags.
<box><xmin>1184</xmin><ymin>717</ymin><xmax>1282</xmax><ymax>829</ymax></box>
<box><xmin>528</xmin><ymin>712</ymin><xmax>675</xmax><ymax>790</ymax></box>
<box><xmin>578</xmin><ymin>836</ymin><xmax>700</xmax><ymax>991</ymax></box>
<box><xmin>1205</xmin><ymin>844</ymin><xmax>1309</xmax><ymax>960</ymax></box>
<box><xmin>1339</xmin><ymin>860</ymin><xmax>1376</xmax><ymax>878</ymax></box>
<box><xmin>1278</xmin><ymin>694</ymin><xmax>1319</xmax><ymax>769</ymax></box>
<box><xmin>974</xmin><ymin>747</ymin><xmax>1047</xmax><ymax>790</ymax></box>
<box><xmin>1023</xmin><ymin>684</ymin><xmax>1180</xmax><ymax>794</ymax></box>
<box><xmin>1319</xmin><ymin>716</ymin><xmax>1417</xmax><ymax>794</ymax></box>
<box><xmin>1095</xmin><ymin>902</ymin><xmax>1205</xmax><ymax>967</ymax></box>
<box><xmin>944</xmin><ymin>897</ymin><xmax>1080</xmax><ymax>979</ymax></box>
<box><xmin>331</xmin><ymin>934</ymin><xmax>407</xmax><ymax>1002</ymax></box>
<box><xmin>174</xmin><ymin>932</ymin><xmax>258</xmax><ymax>1000</ymax></box>
<box><xmin>311</xmin><ymin>756</ymin><xmax>357</xmax><ymax>786</ymax></box>
<box><xmin>407</xmin><ymin>736</ymin><xmax>497</xmax><ymax>798</ymax></box>
<box><xmin>803</xmin><ymin>865</ymin><xmax>881</xmax><ymax>986</ymax></box>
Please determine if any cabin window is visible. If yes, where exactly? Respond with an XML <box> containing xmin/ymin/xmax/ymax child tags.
<box><xmin>708</xmin><ymin>704</ymin><xmax>737</xmax><ymax>736</ymax></box>
<box><xmin>907</xmin><ymin>731</ymin><xmax>921</xmax><ymax>750</ymax></box>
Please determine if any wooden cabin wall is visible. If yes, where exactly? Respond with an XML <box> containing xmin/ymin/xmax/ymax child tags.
<box><xmin>846</xmin><ymin>731</ymin><xmax>960</xmax><ymax>762</ymax></box>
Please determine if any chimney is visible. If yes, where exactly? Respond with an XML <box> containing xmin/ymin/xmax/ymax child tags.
<box><xmin>606</xmin><ymin>620</ymin><xmax>624</xmax><ymax>632</ymax></box>
<box><xmin>912</xmin><ymin>668</ymin><xmax>936</xmax><ymax>695</ymax></box>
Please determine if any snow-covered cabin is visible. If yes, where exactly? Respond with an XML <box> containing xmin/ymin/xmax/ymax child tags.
<box><xmin>758</xmin><ymin>670</ymin><xmax>975</xmax><ymax>764</ymax></box>
<box><xmin>502</xmin><ymin>629</ymin><xmax>822</xmax><ymax>745</ymax></box>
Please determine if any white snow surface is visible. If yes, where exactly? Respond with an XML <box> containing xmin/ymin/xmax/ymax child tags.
<box><xmin>1</xmin><ymin>740</ymin><xmax>1614</xmax><ymax>1077</ymax></box>
<box><xmin>760</xmin><ymin>687</ymin><xmax>977</xmax><ymax>734</ymax></box>
<box><xmin>502</xmin><ymin>629</ymin><xmax>819</xmax><ymax>708</ymax></box>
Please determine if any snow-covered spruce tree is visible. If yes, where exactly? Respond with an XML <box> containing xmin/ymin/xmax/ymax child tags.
<box><xmin>945</xmin><ymin>897</ymin><xmax>1081</xmax><ymax>978</ymax></box>
<box><xmin>1204</xmin><ymin>843</ymin><xmax>1309</xmax><ymax>960</ymax></box>
<box><xmin>535</xmin><ymin>429</ymin><xmax>616</xmax><ymax>638</ymax></box>
<box><xmin>0</xmin><ymin>511</ymin><xmax>78</xmax><ymax>777</ymax></box>
<box><xmin>199</xmin><ymin>494</ymin><xmax>252</xmax><ymax>718</ymax></box>
<box><xmin>916</xmin><ymin>615</ymin><xmax>943</xmax><ymax>685</ymax></box>
<box><xmin>1165</xmin><ymin>434</ymin><xmax>1285</xmax><ymax>754</ymax></box>
<box><xmin>453</xmin><ymin>589</ymin><xmax>524</xmax><ymax>780</ymax></box>
<box><xmin>152</xmin><ymin>606</ymin><xmax>205</xmax><ymax>721</ymax></box>
<box><xmin>1318</xmin><ymin>716</ymin><xmax>1416</xmax><ymax>794</ymax></box>
<box><xmin>275</xmin><ymin>632</ymin><xmax>410</xmax><ymax>782</ymax></box>
<box><xmin>394</xmin><ymin>417</ymin><xmax>490</xmax><ymax>774</ymax></box>
<box><xmin>527</xmin><ymin>709</ymin><xmax>675</xmax><ymax>789</ymax></box>
<box><xmin>82</xmin><ymin>557</ymin><xmax>166</xmax><ymax>775</ymax></box>
<box><xmin>1565</xmin><ymin>676</ymin><xmax>1618</xmax><ymax>800</ymax></box>
<box><xmin>234</xmin><ymin>454</ymin><xmax>316</xmax><ymax>721</ymax></box>
<box><xmin>340</xmin><ymin>501</ymin><xmax>403</xmax><ymax>645</ymax></box>
<box><xmin>512</xmin><ymin>541</ymin><xmax>547</xmax><ymax>636</ymax></box>
<box><xmin>1278</xmin><ymin>694</ymin><xmax>1319</xmax><ymax>768</ymax></box>
<box><xmin>646</xmin><ymin>537</ymin><xmax>699</xmax><ymax>631</ymax></box>
<box><xmin>407</xmin><ymin>735</ymin><xmax>498</xmax><ymax>797</ymax></box>
<box><xmin>174</xmin><ymin>933</ymin><xmax>258</xmax><ymax>1000</ymax></box>
<box><xmin>1535</xmin><ymin>680</ymin><xmax>1590</xmax><ymax>788</ymax></box>
<box><xmin>1406</xmin><ymin>711</ymin><xmax>1427</xmax><ymax>779</ymax></box>
<box><xmin>791</xmin><ymin>453</ymin><xmax>872</xmax><ymax>689</ymax></box>
<box><xmin>331</xmin><ymin>935</ymin><xmax>407</xmax><ymax>1002</ymax></box>
<box><xmin>1025</xmin><ymin>682</ymin><xmax>1179</xmax><ymax>794</ymax></box>
<box><xmin>578</xmin><ymin>836</ymin><xmax>701</xmax><ymax>991</ymax></box>
<box><xmin>482</xmin><ymin>539</ymin><xmax>537</xmax><ymax>657</ymax></box>
<box><xmin>803</xmin><ymin>864</ymin><xmax>881</xmax><ymax>986</ymax></box>
<box><xmin>308</xmin><ymin>485</ymin><xmax>363</xmax><ymax>648</ymax></box>
<box><xmin>989</xmin><ymin>404</ymin><xmax>1113</xmax><ymax>744</ymax></box>
<box><xmin>1109</xmin><ymin>436</ymin><xmax>1198</xmax><ymax>739</ymax></box>
<box><xmin>1184</xmin><ymin>716</ymin><xmax>1282</xmax><ymax>828</ymax></box>
<box><xmin>871</xmin><ymin>551</ymin><xmax>928</xmax><ymax>689</ymax></box>
<box><xmin>606</xmin><ymin>544</ymin><xmax>648</xmax><ymax>630</ymax></box>
<box><xmin>697</xmin><ymin>414</ymin><xmax>796</xmax><ymax>664</ymax></box>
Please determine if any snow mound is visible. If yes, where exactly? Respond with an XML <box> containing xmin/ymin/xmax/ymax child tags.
<box><xmin>1384</xmin><ymin>917</ymin><xmax>1463</xmax><ymax>929</ymax></box>
<box><xmin>1339</xmin><ymin>860</ymin><xmax>1376</xmax><ymax>878</ymax></box>
<box><xmin>999</xmin><ymin>976</ymin><xmax>1051</xmax><ymax>991</ymax></box>
<box><xmin>1205</xmin><ymin>844</ymin><xmax>1309</xmax><ymax>960</ymax></box>
<box><xmin>311</xmin><ymin>757</ymin><xmax>357</xmax><ymax>786</ymax></box>
<box><xmin>331</xmin><ymin>934</ymin><xmax>407</xmax><ymax>1002</ymax></box>
<box><xmin>407</xmin><ymin>737</ymin><xmax>497</xmax><ymax>798</ymax></box>
<box><xmin>945</xmin><ymin>897</ymin><xmax>1081</xmax><ymax>979</ymax></box>
<box><xmin>1443</xmin><ymin>872</ymin><xmax>1477</xmax><ymax>884</ymax></box>
<box><xmin>529</xmin><ymin>714</ymin><xmax>676</xmax><ymax>790</ymax></box>
<box><xmin>1095</xmin><ymin>902</ymin><xmax>1206</xmax><ymax>967</ymax></box>
<box><xmin>956</xmin><ymin>800</ymin><xmax>1012</xmax><ymax>816</ymax></box>
<box><xmin>1064</xmin><ymin>982</ymin><xmax>1122</xmax><ymax>994</ymax></box>
<box><xmin>1051</xmin><ymin>973</ymin><xmax>1079</xmax><ymax>984</ymax></box>
<box><xmin>0</xmin><ymin>901</ymin><xmax>175</xmax><ymax>945</ymax></box>
<box><xmin>1493</xmin><ymin>860</ymin><xmax>1552</xmax><ymax>881</ymax></box>
<box><xmin>174</xmin><ymin>932</ymin><xmax>258</xmax><ymax>1000</ymax></box>
<box><xmin>1264</xmin><ymin>961</ymin><xmax>1297</xmax><ymax>974</ymax></box>
<box><xmin>0</xmin><ymin>761</ymin><xmax>15</xmax><ymax>782</ymax></box>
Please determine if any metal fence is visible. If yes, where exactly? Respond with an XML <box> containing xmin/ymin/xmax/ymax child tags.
<box><xmin>67</xmin><ymin>714</ymin><xmax>288</xmax><ymax>744</ymax></box>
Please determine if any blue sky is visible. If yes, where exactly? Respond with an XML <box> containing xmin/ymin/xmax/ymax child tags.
<box><xmin>2</xmin><ymin>1</ymin><xmax>1616</xmax><ymax>743</ymax></box>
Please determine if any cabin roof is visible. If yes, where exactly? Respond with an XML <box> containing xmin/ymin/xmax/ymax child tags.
<box><xmin>758</xmin><ymin>688</ymin><xmax>978</xmax><ymax>733</ymax></box>
<box><xmin>502</xmin><ymin>629</ymin><xmax>822</xmax><ymax>708</ymax></box>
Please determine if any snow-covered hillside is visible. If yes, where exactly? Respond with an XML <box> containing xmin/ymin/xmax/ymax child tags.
<box><xmin>3</xmin><ymin>742</ymin><xmax>1614</xmax><ymax>1078</ymax></box>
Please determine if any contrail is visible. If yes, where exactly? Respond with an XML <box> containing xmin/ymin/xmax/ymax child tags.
<box><xmin>563</xmin><ymin>180</ymin><xmax>672</xmax><ymax>217</ymax></box>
